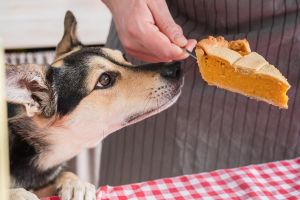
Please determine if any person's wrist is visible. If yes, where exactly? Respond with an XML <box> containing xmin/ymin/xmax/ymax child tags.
<box><xmin>102</xmin><ymin>0</ymin><xmax>130</xmax><ymax>16</ymax></box>
<box><xmin>101</xmin><ymin>0</ymin><xmax>112</xmax><ymax>7</ymax></box>
<box><xmin>101</xmin><ymin>0</ymin><xmax>117</xmax><ymax>13</ymax></box>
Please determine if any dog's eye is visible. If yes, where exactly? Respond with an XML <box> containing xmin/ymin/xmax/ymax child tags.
<box><xmin>99</xmin><ymin>73</ymin><xmax>111</xmax><ymax>86</ymax></box>
<box><xmin>96</xmin><ymin>72</ymin><xmax>116</xmax><ymax>89</ymax></box>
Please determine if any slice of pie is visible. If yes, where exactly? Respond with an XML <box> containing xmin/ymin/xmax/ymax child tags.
<box><xmin>195</xmin><ymin>36</ymin><xmax>290</xmax><ymax>109</ymax></box>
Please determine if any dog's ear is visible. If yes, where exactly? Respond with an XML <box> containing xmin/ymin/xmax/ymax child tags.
<box><xmin>6</xmin><ymin>64</ymin><xmax>56</xmax><ymax>118</ymax></box>
<box><xmin>55</xmin><ymin>11</ymin><xmax>82</xmax><ymax>59</ymax></box>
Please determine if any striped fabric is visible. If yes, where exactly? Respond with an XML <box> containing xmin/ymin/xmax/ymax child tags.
<box><xmin>100</xmin><ymin>0</ymin><xmax>300</xmax><ymax>186</ymax></box>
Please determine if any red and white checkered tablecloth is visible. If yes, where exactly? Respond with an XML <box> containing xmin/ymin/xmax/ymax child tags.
<box><xmin>97</xmin><ymin>158</ymin><xmax>300</xmax><ymax>200</ymax></box>
<box><xmin>42</xmin><ymin>158</ymin><xmax>300</xmax><ymax>200</ymax></box>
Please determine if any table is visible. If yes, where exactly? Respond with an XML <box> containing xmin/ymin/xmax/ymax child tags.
<box><xmin>42</xmin><ymin>158</ymin><xmax>300</xmax><ymax>199</ymax></box>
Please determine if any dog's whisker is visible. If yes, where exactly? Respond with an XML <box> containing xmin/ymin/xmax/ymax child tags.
<box><xmin>165</xmin><ymin>93</ymin><xmax>172</xmax><ymax>101</ymax></box>
<box><xmin>142</xmin><ymin>96</ymin><xmax>153</xmax><ymax>114</ymax></box>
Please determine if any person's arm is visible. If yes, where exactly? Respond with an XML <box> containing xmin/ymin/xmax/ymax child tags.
<box><xmin>102</xmin><ymin>0</ymin><xmax>196</xmax><ymax>62</ymax></box>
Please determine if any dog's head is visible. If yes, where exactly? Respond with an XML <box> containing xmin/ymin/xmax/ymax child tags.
<box><xmin>6</xmin><ymin>11</ymin><xmax>183</xmax><ymax>139</ymax></box>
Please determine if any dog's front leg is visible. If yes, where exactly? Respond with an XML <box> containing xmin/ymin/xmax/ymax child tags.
<box><xmin>55</xmin><ymin>172</ymin><xmax>96</xmax><ymax>200</ymax></box>
<box><xmin>10</xmin><ymin>188</ymin><xmax>39</xmax><ymax>200</ymax></box>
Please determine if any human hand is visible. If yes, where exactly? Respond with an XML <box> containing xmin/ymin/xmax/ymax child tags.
<box><xmin>102</xmin><ymin>0</ymin><xmax>197</xmax><ymax>62</ymax></box>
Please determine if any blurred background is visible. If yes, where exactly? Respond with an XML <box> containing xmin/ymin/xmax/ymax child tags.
<box><xmin>0</xmin><ymin>0</ymin><xmax>111</xmax><ymax>48</ymax></box>
<box><xmin>1</xmin><ymin>0</ymin><xmax>112</xmax><ymax>186</ymax></box>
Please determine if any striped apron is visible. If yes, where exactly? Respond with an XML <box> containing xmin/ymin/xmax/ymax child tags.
<box><xmin>99</xmin><ymin>0</ymin><xmax>300</xmax><ymax>186</ymax></box>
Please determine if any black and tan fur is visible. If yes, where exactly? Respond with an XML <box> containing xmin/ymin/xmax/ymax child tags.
<box><xmin>7</xmin><ymin>11</ymin><xmax>183</xmax><ymax>200</ymax></box>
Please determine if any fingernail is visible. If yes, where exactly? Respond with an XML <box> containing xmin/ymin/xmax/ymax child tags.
<box><xmin>186</xmin><ymin>45</ymin><xmax>195</xmax><ymax>52</ymax></box>
<box><xmin>186</xmin><ymin>39</ymin><xmax>197</xmax><ymax>52</ymax></box>
<box><xmin>174</xmin><ymin>34</ymin><xmax>188</xmax><ymax>47</ymax></box>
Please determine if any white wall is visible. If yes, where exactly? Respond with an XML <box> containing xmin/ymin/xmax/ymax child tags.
<box><xmin>0</xmin><ymin>0</ymin><xmax>112</xmax><ymax>49</ymax></box>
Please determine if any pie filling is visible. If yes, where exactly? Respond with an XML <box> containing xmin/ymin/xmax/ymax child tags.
<box><xmin>198</xmin><ymin>53</ymin><xmax>289</xmax><ymax>108</ymax></box>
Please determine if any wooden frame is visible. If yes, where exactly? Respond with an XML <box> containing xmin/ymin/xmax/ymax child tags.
<box><xmin>0</xmin><ymin>38</ymin><xmax>9</xmax><ymax>200</ymax></box>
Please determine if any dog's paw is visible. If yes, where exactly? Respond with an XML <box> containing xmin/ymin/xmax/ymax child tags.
<box><xmin>56</xmin><ymin>179</ymin><xmax>96</xmax><ymax>200</ymax></box>
<box><xmin>9</xmin><ymin>188</ymin><xmax>39</xmax><ymax>200</ymax></box>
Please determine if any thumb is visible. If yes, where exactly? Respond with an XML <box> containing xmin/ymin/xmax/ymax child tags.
<box><xmin>147</xmin><ymin>0</ymin><xmax>187</xmax><ymax>47</ymax></box>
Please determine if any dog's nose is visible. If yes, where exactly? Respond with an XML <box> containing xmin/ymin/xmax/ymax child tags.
<box><xmin>160</xmin><ymin>62</ymin><xmax>182</xmax><ymax>80</ymax></box>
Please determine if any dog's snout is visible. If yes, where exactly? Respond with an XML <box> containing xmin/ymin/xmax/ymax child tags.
<box><xmin>160</xmin><ymin>62</ymin><xmax>181</xmax><ymax>80</ymax></box>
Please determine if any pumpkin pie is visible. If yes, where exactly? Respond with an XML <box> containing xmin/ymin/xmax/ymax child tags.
<box><xmin>195</xmin><ymin>36</ymin><xmax>290</xmax><ymax>109</ymax></box>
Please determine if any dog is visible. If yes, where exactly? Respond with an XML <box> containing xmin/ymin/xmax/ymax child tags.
<box><xmin>7</xmin><ymin>11</ymin><xmax>183</xmax><ymax>200</ymax></box>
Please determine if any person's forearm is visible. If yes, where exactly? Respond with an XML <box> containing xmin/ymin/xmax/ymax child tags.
<box><xmin>101</xmin><ymin>0</ymin><xmax>117</xmax><ymax>9</ymax></box>
<box><xmin>102</xmin><ymin>0</ymin><xmax>134</xmax><ymax>15</ymax></box>
<box><xmin>102</xmin><ymin>0</ymin><xmax>118</xmax><ymax>13</ymax></box>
